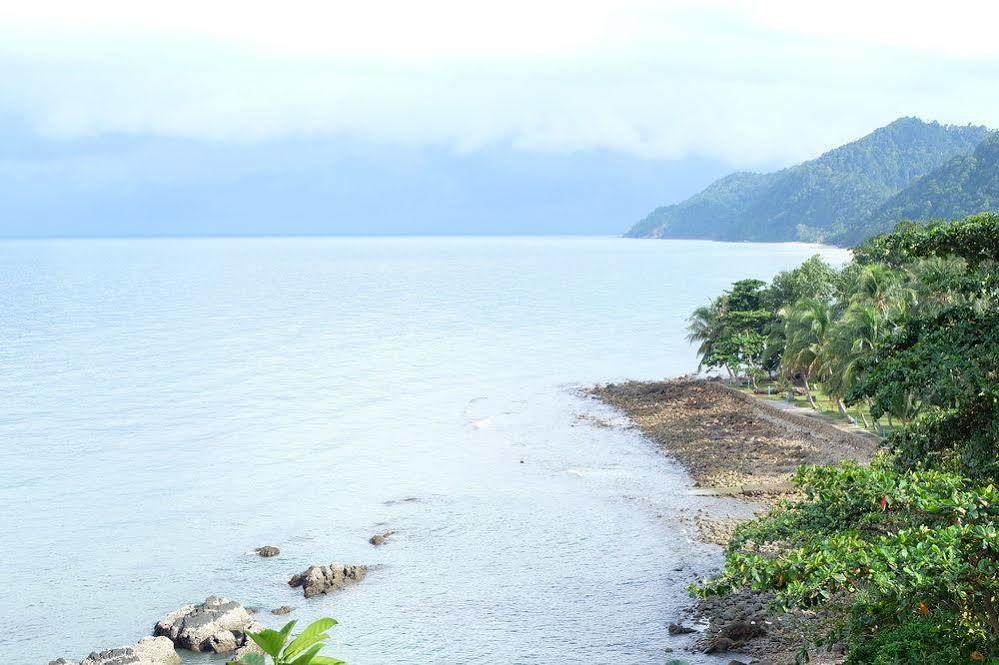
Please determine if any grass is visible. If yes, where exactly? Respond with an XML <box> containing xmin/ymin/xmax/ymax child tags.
<box><xmin>733</xmin><ymin>380</ymin><xmax>891</xmax><ymax>436</ymax></box>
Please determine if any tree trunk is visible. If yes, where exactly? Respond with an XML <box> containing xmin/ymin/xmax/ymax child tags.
<box><xmin>837</xmin><ymin>399</ymin><xmax>857</xmax><ymax>424</ymax></box>
<box><xmin>802</xmin><ymin>376</ymin><xmax>819</xmax><ymax>411</ymax></box>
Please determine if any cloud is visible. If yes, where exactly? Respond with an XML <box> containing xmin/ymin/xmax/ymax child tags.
<box><xmin>1</xmin><ymin>1</ymin><xmax>998</xmax><ymax>166</ymax></box>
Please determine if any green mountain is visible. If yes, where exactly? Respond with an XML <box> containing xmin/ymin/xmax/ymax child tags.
<box><xmin>834</xmin><ymin>133</ymin><xmax>999</xmax><ymax>245</ymax></box>
<box><xmin>627</xmin><ymin>118</ymin><xmax>991</xmax><ymax>244</ymax></box>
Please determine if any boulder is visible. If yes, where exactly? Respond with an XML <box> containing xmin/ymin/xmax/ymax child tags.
<box><xmin>154</xmin><ymin>596</ymin><xmax>262</xmax><ymax>654</ymax></box>
<box><xmin>717</xmin><ymin>620</ymin><xmax>766</xmax><ymax>641</ymax></box>
<box><xmin>254</xmin><ymin>545</ymin><xmax>280</xmax><ymax>557</ymax></box>
<box><xmin>668</xmin><ymin>622</ymin><xmax>695</xmax><ymax>635</ymax></box>
<box><xmin>229</xmin><ymin>639</ymin><xmax>264</xmax><ymax>663</ymax></box>
<box><xmin>288</xmin><ymin>564</ymin><xmax>367</xmax><ymax>598</ymax></box>
<box><xmin>61</xmin><ymin>637</ymin><xmax>181</xmax><ymax>665</ymax></box>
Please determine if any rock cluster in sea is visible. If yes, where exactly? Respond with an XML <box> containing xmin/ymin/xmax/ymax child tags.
<box><xmin>289</xmin><ymin>563</ymin><xmax>368</xmax><ymax>597</ymax></box>
<box><xmin>48</xmin><ymin>636</ymin><xmax>180</xmax><ymax>665</ymax></box>
<box><xmin>50</xmin><ymin>552</ymin><xmax>369</xmax><ymax>662</ymax></box>
<box><xmin>153</xmin><ymin>595</ymin><xmax>263</xmax><ymax>654</ymax></box>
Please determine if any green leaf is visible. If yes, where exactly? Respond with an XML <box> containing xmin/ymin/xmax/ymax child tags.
<box><xmin>249</xmin><ymin>628</ymin><xmax>287</xmax><ymax>658</ymax></box>
<box><xmin>285</xmin><ymin>618</ymin><xmax>338</xmax><ymax>657</ymax></box>
<box><xmin>279</xmin><ymin>620</ymin><xmax>298</xmax><ymax>640</ymax></box>
<box><xmin>288</xmin><ymin>643</ymin><xmax>324</xmax><ymax>665</ymax></box>
<box><xmin>310</xmin><ymin>657</ymin><xmax>346</xmax><ymax>665</ymax></box>
<box><xmin>239</xmin><ymin>654</ymin><xmax>266</xmax><ymax>665</ymax></box>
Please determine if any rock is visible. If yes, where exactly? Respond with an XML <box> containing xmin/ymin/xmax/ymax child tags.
<box><xmin>230</xmin><ymin>639</ymin><xmax>264</xmax><ymax>663</ymax></box>
<box><xmin>49</xmin><ymin>660</ymin><xmax>78</xmax><ymax>665</ymax></box>
<box><xmin>289</xmin><ymin>563</ymin><xmax>368</xmax><ymax>598</ymax></box>
<box><xmin>668</xmin><ymin>622</ymin><xmax>695</xmax><ymax>635</ymax></box>
<box><xmin>718</xmin><ymin>621</ymin><xmax>766</xmax><ymax>641</ymax></box>
<box><xmin>704</xmin><ymin>636</ymin><xmax>736</xmax><ymax>653</ymax></box>
<box><xmin>271</xmin><ymin>605</ymin><xmax>295</xmax><ymax>615</ymax></box>
<box><xmin>369</xmin><ymin>531</ymin><xmax>395</xmax><ymax>546</ymax></box>
<box><xmin>154</xmin><ymin>595</ymin><xmax>261</xmax><ymax>654</ymax></box>
<box><xmin>74</xmin><ymin>637</ymin><xmax>180</xmax><ymax>665</ymax></box>
<box><xmin>255</xmin><ymin>545</ymin><xmax>280</xmax><ymax>557</ymax></box>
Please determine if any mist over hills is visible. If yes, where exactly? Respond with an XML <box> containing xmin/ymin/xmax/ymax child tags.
<box><xmin>627</xmin><ymin>118</ymin><xmax>995</xmax><ymax>245</ymax></box>
<box><xmin>0</xmin><ymin>126</ymin><xmax>733</xmax><ymax>239</ymax></box>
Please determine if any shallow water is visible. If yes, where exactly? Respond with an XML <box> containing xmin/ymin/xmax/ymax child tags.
<box><xmin>0</xmin><ymin>236</ymin><xmax>849</xmax><ymax>664</ymax></box>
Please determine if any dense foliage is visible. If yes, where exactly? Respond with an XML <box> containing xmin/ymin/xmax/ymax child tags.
<box><xmin>688</xmin><ymin>213</ymin><xmax>999</xmax><ymax>662</ymax></box>
<box><xmin>627</xmin><ymin>118</ymin><xmax>992</xmax><ymax>244</ymax></box>
<box><xmin>841</xmin><ymin>134</ymin><xmax>999</xmax><ymax>245</ymax></box>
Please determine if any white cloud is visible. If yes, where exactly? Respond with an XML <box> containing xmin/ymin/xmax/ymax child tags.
<box><xmin>1</xmin><ymin>0</ymin><xmax>998</xmax><ymax>166</ymax></box>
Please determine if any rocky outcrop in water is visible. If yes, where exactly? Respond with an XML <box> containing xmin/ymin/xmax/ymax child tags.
<box><xmin>369</xmin><ymin>531</ymin><xmax>395</xmax><ymax>546</ymax></box>
<box><xmin>288</xmin><ymin>564</ymin><xmax>367</xmax><ymax>598</ymax></box>
<box><xmin>153</xmin><ymin>595</ymin><xmax>262</xmax><ymax>654</ymax></box>
<box><xmin>50</xmin><ymin>636</ymin><xmax>180</xmax><ymax>665</ymax></box>
<box><xmin>255</xmin><ymin>545</ymin><xmax>280</xmax><ymax>557</ymax></box>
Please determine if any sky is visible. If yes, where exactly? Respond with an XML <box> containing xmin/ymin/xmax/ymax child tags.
<box><xmin>1</xmin><ymin>1</ymin><xmax>998</xmax><ymax>237</ymax></box>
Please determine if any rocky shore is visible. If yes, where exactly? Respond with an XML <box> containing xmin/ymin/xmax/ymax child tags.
<box><xmin>592</xmin><ymin>377</ymin><xmax>878</xmax><ymax>665</ymax></box>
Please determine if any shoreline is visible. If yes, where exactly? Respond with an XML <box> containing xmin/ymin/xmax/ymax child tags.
<box><xmin>591</xmin><ymin>377</ymin><xmax>879</xmax><ymax>664</ymax></box>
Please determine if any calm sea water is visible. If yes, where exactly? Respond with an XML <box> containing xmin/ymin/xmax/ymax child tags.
<box><xmin>0</xmin><ymin>237</ymin><xmax>849</xmax><ymax>664</ymax></box>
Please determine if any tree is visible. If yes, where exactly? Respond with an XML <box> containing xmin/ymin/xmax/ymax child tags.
<box><xmin>687</xmin><ymin>279</ymin><xmax>773</xmax><ymax>381</ymax></box>
<box><xmin>780</xmin><ymin>298</ymin><xmax>831</xmax><ymax>410</ymax></box>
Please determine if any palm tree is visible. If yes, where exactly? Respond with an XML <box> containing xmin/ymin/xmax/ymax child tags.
<box><xmin>821</xmin><ymin>301</ymin><xmax>881</xmax><ymax>423</ymax></box>
<box><xmin>781</xmin><ymin>298</ymin><xmax>831</xmax><ymax>410</ymax></box>
<box><xmin>687</xmin><ymin>301</ymin><xmax>725</xmax><ymax>374</ymax></box>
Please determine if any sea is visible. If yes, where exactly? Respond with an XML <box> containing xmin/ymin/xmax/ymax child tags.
<box><xmin>0</xmin><ymin>236</ymin><xmax>849</xmax><ymax>664</ymax></box>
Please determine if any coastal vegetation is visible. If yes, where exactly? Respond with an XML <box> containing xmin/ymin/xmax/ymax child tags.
<box><xmin>627</xmin><ymin>118</ymin><xmax>994</xmax><ymax>245</ymax></box>
<box><xmin>239</xmin><ymin>618</ymin><xmax>344</xmax><ymax>665</ymax></box>
<box><xmin>687</xmin><ymin>213</ymin><xmax>999</xmax><ymax>662</ymax></box>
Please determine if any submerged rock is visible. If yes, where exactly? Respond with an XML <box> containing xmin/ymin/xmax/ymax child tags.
<box><xmin>51</xmin><ymin>636</ymin><xmax>180</xmax><ymax>665</ymax></box>
<box><xmin>255</xmin><ymin>545</ymin><xmax>280</xmax><ymax>557</ymax></box>
<box><xmin>288</xmin><ymin>563</ymin><xmax>367</xmax><ymax>598</ymax></box>
<box><xmin>154</xmin><ymin>595</ymin><xmax>262</xmax><ymax>654</ymax></box>
<box><xmin>271</xmin><ymin>605</ymin><xmax>295</xmax><ymax>615</ymax></box>
<box><xmin>668</xmin><ymin>622</ymin><xmax>696</xmax><ymax>635</ymax></box>
<box><xmin>369</xmin><ymin>531</ymin><xmax>395</xmax><ymax>546</ymax></box>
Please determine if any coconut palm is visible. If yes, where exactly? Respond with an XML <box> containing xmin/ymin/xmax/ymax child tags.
<box><xmin>687</xmin><ymin>301</ymin><xmax>724</xmax><ymax>373</ymax></box>
<box><xmin>781</xmin><ymin>298</ymin><xmax>831</xmax><ymax>410</ymax></box>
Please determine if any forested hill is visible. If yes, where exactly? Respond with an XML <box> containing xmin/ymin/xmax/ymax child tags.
<box><xmin>834</xmin><ymin>132</ymin><xmax>999</xmax><ymax>245</ymax></box>
<box><xmin>626</xmin><ymin>118</ymin><xmax>991</xmax><ymax>244</ymax></box>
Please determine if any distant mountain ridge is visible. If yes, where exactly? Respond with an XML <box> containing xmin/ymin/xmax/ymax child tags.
<box><xmin>627</xmin><ymin>118</ymin><xmax>994</xmax><ymax>245</ymax></box>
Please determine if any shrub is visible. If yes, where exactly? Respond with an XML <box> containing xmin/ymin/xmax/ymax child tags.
<box><xmin>236</xmin><ymin>618</ymin><xmax>344</xmax><ymax>665</ymax></box>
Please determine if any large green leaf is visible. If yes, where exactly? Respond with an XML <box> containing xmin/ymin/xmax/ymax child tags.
<box><xmin>249</xmin><ymin>627</ymin><xmax>287</xmax><ymax>658</ymax></box>
<box><xmin>284</xmin><ymin>618</ymin><xmax>338</xmax><ymax>657</ymax></box>
<box><xmin>310</xmin><ymin>657</ymin><xmax>346</xmax><ymax>665</ymax></box>
<box><xmin>287</xmin><ymin>643</ymin><xmax>324</xmax><ymax>665</ymax></box>
<box><xmin>279</xmin><ymin>620</ymin><xmax>298</xmax><ymax>640</ymax></box>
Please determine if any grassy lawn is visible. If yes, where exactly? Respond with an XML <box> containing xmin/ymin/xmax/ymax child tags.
<box><xmin>732</xmin><ymin>380</ymin><xmax>890</xmax><ymax>436</ymax></box>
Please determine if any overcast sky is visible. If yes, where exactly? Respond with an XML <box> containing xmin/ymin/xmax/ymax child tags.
<box><xmin>1</xmin><ymin>1</ymin><xmax>997</xmax><ymax>236</ymax></box>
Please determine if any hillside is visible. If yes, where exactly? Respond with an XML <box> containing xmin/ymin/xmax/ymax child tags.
<box><xmin>627</xmin><ymin>118</ymin><xmax>991</xmax><ymax>243</ymax></box>
<box><xmin>834</xmin><ymin>133</ymin><xmax>999</xmax><ymax>245</ymax></box>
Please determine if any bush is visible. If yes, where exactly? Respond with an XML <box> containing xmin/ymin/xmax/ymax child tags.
<box><xmin>696</xmin><ymin>459</ymin><xmax>999</xmax><ymax>663</ymax></box>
